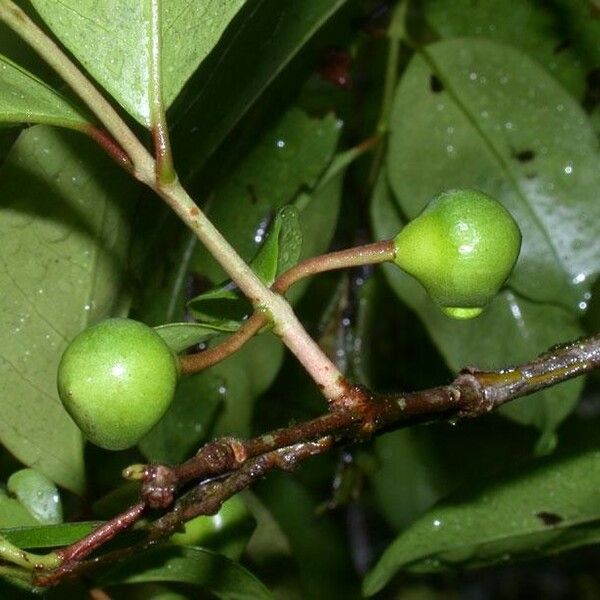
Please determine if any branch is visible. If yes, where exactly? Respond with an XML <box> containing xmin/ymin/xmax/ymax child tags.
<box><xmin>36</xmin><ymin>331</ymin><xmax>600</xmax><ymax>586</ymax></box>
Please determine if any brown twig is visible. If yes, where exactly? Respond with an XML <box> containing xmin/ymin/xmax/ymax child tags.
<box><xmin>37</xmin><ymin>332</ymin><xmax>600</xmax><ymax>588</ymax></box>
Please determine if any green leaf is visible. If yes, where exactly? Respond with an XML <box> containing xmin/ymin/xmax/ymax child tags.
<box><xmin>154</xmin><ymin>321</ymin><xmax>239</xmax><ymax>354</ymax></box>
<box><xmin>251</xmin><ymin>206</ymin><xmax>302</xmax><ymax>285</ymax></box>
<box><xmin>101</xmin><ymin>546</ymin><xmax>273</xmax><ymax>600</ymax></box>
<box><xmin>139</xmin><ymin>370</ymin><xmax>223</xmax><ymax>464</ymax></box>
<box><xmin>187</xmin><ymin>287</ymin><xmax>250</xmax><ymax>330</ymax></box>
<box><xmin>364</xmin><ymin>447</ymin><xmax>600</xmax><ymax>596</ymax></box>
<box><xmin>371</xmin><ymin>166</ymin><xmax>583</xmax><ymax>441</ymax></box>
<box><xmin>421</xmin><ymin>0</ymin><xmax>600</xmax><ymax>100</ymax></box>
<box><xmin>28</xmin><ymin>0</ymin><xmax>247</xmax><ymax>126</ymax></box>
<box><xmin>171</xmin><ymin>0</ymin><xmax>349</xmax><ymax>176</ymax></box>
<box><xmin>0</xmin><ymin>126</ymin><xmax>135</xmax><ymax>493</ymax></box>
<box><xmin>0</xmin><ymin>54</ymin><xmax>88</xmax><ymax>129</ymax></box>
<box><xmin>0</xmin><ymin>521</ymin><xmax>99</xmax><ymax>548</ymax></box>
<box><xmin>170</xmin><ymin>495</ymin><xmax>255</xmax><ymax>561</ymax></box>
<box><xmin>191</xmin><ymin>109</ymin><xmax>341</xmax><ymax>284</ymax></box>
<box><xmin>6</xmin><ymin>469</ymin><xmax>62</xmax><ymax>525</ymax></box>
<box><xmin>187</xmin><ymin>206</ymin><xmax>302</xmax><ymax>323</ymax></box>
<box><xmin>256</xmin><ymin>474</ymin><xmax>358</xmax><ymax>599</ymax></box>
<box><xmin>387</xmin><ymin>39</ymin><xmax>600</xmax><ymax>311</ymax></box>
<box><xmin>0</xmin><ymin>492</ymin><xmax>38</xmax><ymax>529</ymax></box>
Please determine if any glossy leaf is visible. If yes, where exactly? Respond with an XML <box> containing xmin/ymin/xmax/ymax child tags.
<box><xmin>191</xmin><ymin>108</ymin><xmax>341</xmax><ymax>284</ymax></box>
<box><xmin>172</xmin><ymin>0</ymin><xmax>348</xmax><ymax>177</ymax></box>
<box><xmin>0</xmin><ymin>54</ymin><xmax>88</xmax><ymax>129</ymax></box>
<box><xmin>422</xmin><ymin>0</ymin><xmax>600</xmax><ymax>99</ymax></box>
<box><xmin>0</xmin><ymin>521</ymin><xmax>98</xmax><ymax>548</ymax></box>
<box><xmin>371</xmin><ymin>167</ymin><xmax>583</xmax><ymax>443</ymax></box>
<box><xmin>6</xmin><ymin>469</ymin><xmax>62</xmax><ymax>525</ymax></box>
<box><xmin>364</xmin><ymin>447</ymin><xmax>600</xmax><ymax>595</ymax></box>
<box><xmin>154</xmin><ymin>321</ymin><xmax>238</xmax><ymax>354</ymax></box>
<box><xmin>251</xmin><ymin>205</ymin><xmax>302</xmax><ymax>285</ymax></box>
<box><xmin>101</xmin><ymin>546</ymin><xmax>273</xmax><ymax>599</ymax></box>
<box><xmin>387</xmin><ymin>39</ymin><xmax>600</xmax><ymax>311</ymax></box>
<box><xmin>0</xmin><ymin>126</ymin><xmax>135</xmax><ymax>493</ymax></box>
<box><xmin>28</xmin><ymin>0</ymin><xmax>247</xmax><ymax>126</ymax></box>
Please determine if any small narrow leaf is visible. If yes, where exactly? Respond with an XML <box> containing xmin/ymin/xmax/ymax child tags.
<box><xmin>191</xmin><ymin>109</ymin><xmax>341</xmax><ymax>284</ymax></box>
<box><xmin>187</xmin><ymin>287</ymin><xmax>249</xmax><ymax>330</ymax></box>
<box><xmin>0</xmin><ymin>54</ymin><xmax>88</xmax><ymax>129</ymax></box>
<box><xmin>154</xmin><ymin>322</ymin><xmax>239</xmax><ymax>354</ymax></box>
<box><xmin>250</xmin><ymin>205</ymin><xmax>302</xmax><ymax>285</ymax></box>
<box><xmin>0</xmin><ymin>522</ymin><xmax>99</xmax><ymax>549</ymax></box>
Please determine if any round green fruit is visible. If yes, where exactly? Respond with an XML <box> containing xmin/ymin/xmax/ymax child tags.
<box><xmin>57</xmin><ymin>318</ymin><xmax>179</xmax><ymax>450</ymax></box>
<box><xmin>393</xmin><ymin>189</ymin><xmax>521</xmax><ymax>319</ymax></box>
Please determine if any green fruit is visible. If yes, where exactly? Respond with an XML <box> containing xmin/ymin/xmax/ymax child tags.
<box><xmin>393</xmin><ymin>189</ymin><xmax>521</xmax><ymax>319</ymax></box>
<box><xmin>57</xmin><ymin>318</ymin><xmax>180</xmax><ymax>450</ymax></box>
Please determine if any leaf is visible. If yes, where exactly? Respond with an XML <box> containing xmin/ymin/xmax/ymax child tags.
<box><xmin>171</xmin><ymin>0</ymin><xmax>349</xmax><ymax>176</ymax></box>
<box><xmin>191</xmin><ymin>109</ymin><xmax>341</xmax><ymax>284</ymax></box>
<box><xmin>0</xmin><ymin>493</ymin><xmax>38</xmax><ymax>529</ymax></box>
<box><xmin>101</xmin><ymin>546</ymin><xmax>273</xmax><ymax>600</ymax></box>
<box><xmin>154</xmin><ymin>321</ymin><xmax>239</xmax><ymax>354</ymax></box>
<box><xmin>371</xmin><ymin>166</ymin><xmax>583</xmax><ymax>442</ymax></box>
<box><xmin>187</xmin><ymin>286</ymin><xmax>250</xmax><ymax>330</ymax></box>
<box><xmin>387</xmin><ymin>38</ymin><xmax>600</xmax><ymax>311</ymax></box>
<box><xmin>139</xmin><ymin>370</ymin><xmax>223</xmax><ymax>464</ymax></box>
<box><xmin>255</xmin><ymin>474</ymin><xmax>358</xmax><ymax>599</ymax></box>
<box><xmin>169</xmin><ymin>495</ymin><xmax>255</xmax><ymax>561</ymax></box>
<box><xmin>0</xmin><ymin>521</ymin><xmax>99</xmax><ymax>548</ymax></box>
<box><xmin>28</xmin><ymin>0</ymin><xmax>247</xmax><ymax>126</ymax></box>
<box><xmin>187</xmin><ymin>205</ymin><xmax>302</xmax><ymax>324</ymax></box>
<box><xmin>6</xmin><ymin>469</ymin><xmax>62</xmax><ymax>525</ymax></box>
<box><xmin>364</xmin><ymin>447</ymin><xmax>600</xmax><ymax>596</ymax></box>
<box><xmin>0</xmin><ymin>126</ymin><xmax>135</xmax><ymax>493</ymax></box>
<box><xmin>0</xmin><ymin>54</ymin><xmax>88</xmax><ymax>129</ymax></box>
<box><xmin>370</xmin><ymin>428</ymin><xmax>452</xmax><ymax>532</ymax></box>
<box><xmin>421</xmin><ymin>0</ymin><xmax>600</xmax><ymax>100</ymax></box>
<box><xmin>251</xmin><ymin>206</ymin><xmax>302</xmax><ymax>285</ymax></box>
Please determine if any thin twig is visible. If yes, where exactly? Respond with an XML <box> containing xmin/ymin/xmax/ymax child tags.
<box><xmin>30</xmin><ymin>332</ymin><xmax>600</xmax><ymax>586</ymax></box>
<box><xmin>0</xmin><ymin>0</ymin><xmax>155</xmax><ymax>183</ymax></box>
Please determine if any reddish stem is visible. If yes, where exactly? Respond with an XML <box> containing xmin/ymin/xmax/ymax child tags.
<box><xmin>84</xmin><ymin>126</ymin><xmax>133</xmax><ymax>171</ymax></box>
